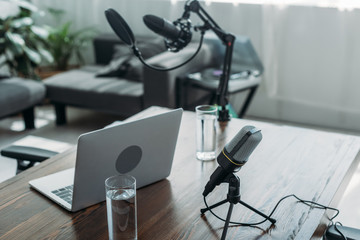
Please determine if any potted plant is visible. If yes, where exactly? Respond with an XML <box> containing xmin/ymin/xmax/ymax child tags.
<box><xmin>43</xmin><ymin>8</ymin><xmax>97</xmax><ymax>72</ymax></box>
<box><xmin>0</xmin><ymin>0</ymin><xmax>53</xmax><ymax>79</ymax></box>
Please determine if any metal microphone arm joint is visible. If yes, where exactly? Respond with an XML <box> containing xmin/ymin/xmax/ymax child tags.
<box><xmin>193</xmin><ymin>21</ymin><xmax>211</xmax><ymax>34</ymax></box>
<box><xmin>132</xmin><ymin>46</ymin><xmax>141</xmax><ymax>58</ymax></box>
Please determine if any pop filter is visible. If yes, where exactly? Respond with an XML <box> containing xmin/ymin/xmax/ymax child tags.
<box><xmin>105</xmin><ymin>8</ymin><xmax>135</xmax><ymax>47</ymax></box>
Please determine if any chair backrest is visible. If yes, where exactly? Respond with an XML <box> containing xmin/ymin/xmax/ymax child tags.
<box><xmin>204</xmin><ymin>33</ymin><xmax>264</xmax><ymax>76</ymax></box>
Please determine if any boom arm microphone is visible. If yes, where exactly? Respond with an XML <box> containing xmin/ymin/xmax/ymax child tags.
<box><xmin>203</xmin><ymin>126</ymin><xmax>262</xmax><ymax>197</ymax></box>
<box><xmin>143</xmin><ymin>14</ymin><xmax>192</xmax><ymax>52</ymax></box>
<box><xmin>105</xmin><ymin>8</ymin><xmax>202</xmax><ymax>71</ymax></box>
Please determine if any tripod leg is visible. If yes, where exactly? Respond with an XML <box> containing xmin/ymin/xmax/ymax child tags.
<box><xmin>238</xmin><ymin>199</ymin><xmax>276</xmax><ymax>224</ymax></box>
<box><xmin>221</xmin><ymin>202</ymin><xmax>234</xmax><ymax>240</ymax></box>
<box><xmin>201</xmin><ymin>199</ymin><xmax>229</xmax><ymax>214</ymax></box>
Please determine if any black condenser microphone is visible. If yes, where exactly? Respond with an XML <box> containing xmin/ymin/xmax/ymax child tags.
<box><xmin>203</xmin><ymin>126</ymin><xmax>262</xmax><ymax>197</ymax></box>
<box><xmin>143</xmin><ymin>14</ymin><xmax>192</xmax><ymax>52</ymax></box>
<box><xmin>143</xmin><ymin>15</ymin><xmax>180</xmax><ymax>40</ymax></box>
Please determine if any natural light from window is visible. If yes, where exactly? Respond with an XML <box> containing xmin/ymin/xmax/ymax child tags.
<box><xmin>173</xmin><ymin>0</ymin><xmax>360</xmax><ymax>11</ymax></box>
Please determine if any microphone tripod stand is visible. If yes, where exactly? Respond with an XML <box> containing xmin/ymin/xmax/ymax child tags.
<box><xmin>200</xmin><ymin>173</ymin><xmax>276</xmax><ymax>240</ymax></box>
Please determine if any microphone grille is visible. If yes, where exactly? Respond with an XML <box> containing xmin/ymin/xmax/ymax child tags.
<box><xmin>143</xmin><ymin>15</ymin><xmax>164</xmax><ymax>34</ymax></box>
<box><xmin>224</xmin><ymin>126</ymin><xmax>262</xmax><ymax>163</ymax></box>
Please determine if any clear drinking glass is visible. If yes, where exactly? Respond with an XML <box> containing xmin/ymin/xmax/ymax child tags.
<box><xmin>196</xmin><ymin>105</ymin><xmax>217</xmax><ymax>161</ymax></box>
<box><xmin>105</xmin><ymin>175</ymin><xmax>137</xmax><ymax>240</ymax></box>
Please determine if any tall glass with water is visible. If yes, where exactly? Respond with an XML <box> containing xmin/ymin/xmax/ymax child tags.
<box><xmin>105</xmin><ymin>175</ymin><xmax>137</xmax><ymax>240</ymax></box>
<box><xmin>196</xmin><ymin>105</ymin><xmax>217</xmax><ymax>161</ymax></box>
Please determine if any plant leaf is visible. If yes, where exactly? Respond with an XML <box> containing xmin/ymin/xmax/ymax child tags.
<box><xmin>0</xmin><ymin>38</ymin><xmax>5</xmax><ymax>52</ymax></box>
<box><xmin>47</xmin><ymin>7</ymin><xmax>65</xmax><ymax>18</ymax></box>
<box><xmin>60</xmin><ymin>22</ymin><xmax>72</xmax><ymax>38</ymax></box>
<box><xmin>14</xmin><ymin>55</ymin><xmax>33</xmax><ymax>78</ymax></box>
<box><xmin>24</xmin><ymin>46</ymin><xmax>41</xmax><ymax>64</ymax></box>
<box><xmin>0</xmin><ymin>1</ymin><xmax>20</xmax><ymax>20</ymax></box>
<box><xmin>37</xmin><ymin>46</ymin><xmax>54</xmax><ymax>63</ymax></box>
<box><xmin>10</xmin><ymin>17</ymin><xmax>33</xmax><ymax>28</ymax></box>
<box><xmin>5</xmin><ymin>48</ymin><xmax>15</xmax><ymax>61</ymax></box>
<box><xmin>15</xmin><ymin>0</ymin><xmax>38</xmax><ymax>13</ymax></box>
<box><xmin>31</xmin><ymin>25</ymin><xmax>49</xmax><ymax>39</ymax></box>
<box><xmin>5</xmin><ymin>32</ymin><xmax>24</xmax><ymax>55</ymax></box>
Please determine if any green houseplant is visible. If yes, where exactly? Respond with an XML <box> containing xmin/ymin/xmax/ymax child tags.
<box><xmin>45</xmin><ymin>8</ymin><xmax>97</xmax><ymax>71</ymax></box>
<box><xmin>0</xmin><ymin>0</ymin><xmax>53</xmax><ymax>79</ymax></box>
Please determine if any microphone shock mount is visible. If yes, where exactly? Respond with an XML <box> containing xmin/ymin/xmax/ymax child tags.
<box><xmin>166</xmin><ymin>18</ymin><xmax>192</xmax><ymax>52</ymax></box>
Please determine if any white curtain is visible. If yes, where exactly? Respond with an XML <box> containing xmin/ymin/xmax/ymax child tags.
<box><xmin>256</xmin><ymin>4</ymin><xmax>360</xmax><ymax>130</ymax></box>
<box><xmin>32</xmin><ymin>0</ymin><xmax>360</xmax><ymax>131</ymax></box>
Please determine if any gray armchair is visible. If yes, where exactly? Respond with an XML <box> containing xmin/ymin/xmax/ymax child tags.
<box><xmin>0</xmin><ymin>77</ymin><xmax>45</xmax><ymax>129</ymax></box>
<box><xmin>44</xmin><ymin>33</ymin><xmax>214</xmax><ymax>124</ymax></box>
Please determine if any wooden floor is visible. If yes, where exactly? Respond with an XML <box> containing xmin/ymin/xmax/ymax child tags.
<box><xmin>0</xmin><ymin>104</ymin><xmax>359</xmax><ymax>230</ymax></box>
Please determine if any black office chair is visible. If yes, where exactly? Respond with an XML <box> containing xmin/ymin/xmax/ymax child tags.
<box><xmin>1</xmin><ymin>145</ymin><xmax>58</xmax><ymax>174</ymax></box>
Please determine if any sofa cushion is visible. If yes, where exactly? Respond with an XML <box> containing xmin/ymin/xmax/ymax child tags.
<box><xmin>95</xmin><ymin>37</ymin><xmax>166</xmax><ymax>81</ymax></box>
<box><xmin>44</xmin><ymin>67</ymin><xmax>144</xmax><ymax>116</ymax></box>
<box><xmin>0</xmin><ymin>78</ymin><xmax>45</xmax><ymax>118</ymax></box>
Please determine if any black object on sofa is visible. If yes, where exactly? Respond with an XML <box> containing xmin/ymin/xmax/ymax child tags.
<box><xmin>44</xmin><ymin>33</ymin><xmax>213</xmax><ymax>125</ymax></box>
<box><xmin>0</xmin><ymin>77</ymin><xmax>45</xmax><ymax>129</ymax></box>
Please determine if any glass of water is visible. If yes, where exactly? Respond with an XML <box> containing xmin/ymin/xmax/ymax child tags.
<box><xmin>105</xmin><ymin>175</ymin><xmax>137</xmax><ymax>240</ymax></box>
<box><xmin>196</xmin><ymin>105</ymin><xmax>218</xmax><ymax>161</ymax></box>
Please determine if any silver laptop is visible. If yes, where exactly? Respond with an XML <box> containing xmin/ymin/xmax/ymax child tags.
<box><xmin>29</xmin><ymin>108</ymin><xmax>183</xmax><ymax>212</ymax></box>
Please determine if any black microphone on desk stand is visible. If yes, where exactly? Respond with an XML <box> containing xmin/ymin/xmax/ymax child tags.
<box><xmin>203</xmin><ymin>126</ymin><xmax>261</xmax><ymax>197</ymax></box>
<box><xmin>201</xmin><ymin>126</ymin><xmax>276</xmax><ymax>240</ymax></box>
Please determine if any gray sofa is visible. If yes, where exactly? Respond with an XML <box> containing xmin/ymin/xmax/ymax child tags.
<box><xmin>0</xmin><ymin>77</ymin><xmax>45</xmax><ymax>129</ymax></box>
<box><xmin>44</xmin><ymin>33</ymin><xmax>213</xmax><ymax>124</ymax></box>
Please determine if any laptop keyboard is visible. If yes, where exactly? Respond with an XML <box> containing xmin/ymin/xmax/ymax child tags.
<box><xmin>51</xmin><ymin>185</ymin><xmax>73</xmax><ymax>205</ymax></box>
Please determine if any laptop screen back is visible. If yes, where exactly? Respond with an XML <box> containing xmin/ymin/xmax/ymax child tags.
<box><xmin>71</xmin><ymin>108</ymin><xmax>183</xmax><ymax>211</ymax></box>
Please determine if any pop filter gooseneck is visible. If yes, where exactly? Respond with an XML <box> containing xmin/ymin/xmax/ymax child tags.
<box><xmin>104</xmin><ymin>8</ymin><xmax>204</xmax><ymax>72</ymax></box>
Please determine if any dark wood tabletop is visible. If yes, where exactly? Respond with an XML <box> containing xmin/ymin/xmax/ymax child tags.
<box><xmin>1</xmin><ymin>106</ymin><xmax>360</xmax><ymax>240</ymax></box>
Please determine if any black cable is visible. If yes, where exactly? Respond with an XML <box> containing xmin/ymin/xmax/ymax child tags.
<box><xmin>203</xmin><ymin>194</ymin><xmax>346</xmax><ymax>239</ymax></box>
<box><xmin>204</xmin><ymin>194</ymin><xmax>302</xmax><ymax>226</ymax></box>
<box><xmin>132</xmin><ymin>31</ymin><xmax>205</xmax><ymax>72</ymax></box>
<box><xmin>334</xmin><ymin>222</ymin><xmax>348</xmax><ymax>240</ymax></box>
<box><xmin>291</xmin><ymin>194</ymin><xmax>340</xmax><ymax>221</ymax></box>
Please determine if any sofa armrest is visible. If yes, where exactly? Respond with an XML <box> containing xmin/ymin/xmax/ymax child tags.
<box><xmin>143</xmin><ymin>42</ymin><xmax>215</xmax><ymax>108</ymax></box>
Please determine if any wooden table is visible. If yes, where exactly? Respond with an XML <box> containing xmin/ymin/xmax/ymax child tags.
<box><xmin>1</xmin><ymin>107</ymin><xmax>360</xmax><ymax>240</ymax></box>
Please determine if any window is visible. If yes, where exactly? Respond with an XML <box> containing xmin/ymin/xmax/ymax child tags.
<box><xmin>174</xmin><ymin>0</ymin><xmax>360</xmax><ymax>10</ymax></box>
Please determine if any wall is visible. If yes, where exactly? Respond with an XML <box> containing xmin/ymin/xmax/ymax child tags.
<box><xmin>33</xmin><ymin>0</ymin><xmax>360</xmax><ymax>132</ymax></box>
